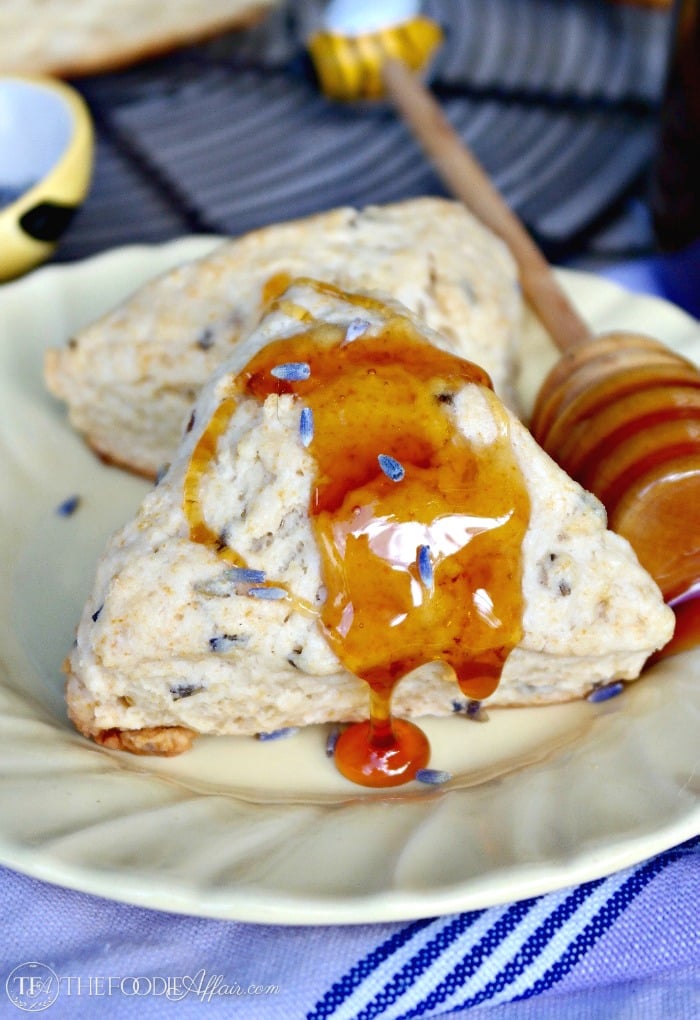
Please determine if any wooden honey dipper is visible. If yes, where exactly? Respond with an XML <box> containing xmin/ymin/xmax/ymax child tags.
<box><xmin>378</xmin><ymin>59</ymin><xmax>700</xmax><ymax>650</ymax></box>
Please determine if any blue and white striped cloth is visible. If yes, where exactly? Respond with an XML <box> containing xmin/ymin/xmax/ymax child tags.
<box><xmin>308</xmin><ymin>838</ymin><xmax>699</xmax><ymax>1018</ymax></box>
<box><xmin>1</xmin><ymin>837</ymin><xmax>697</xmax><ymax>1018</ymax></box>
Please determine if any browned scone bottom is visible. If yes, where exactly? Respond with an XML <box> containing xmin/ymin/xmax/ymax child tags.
<box><xmin>94</xmin><ymin>725</ymin><xmax>197</xmax><ymax>756</ymax></box>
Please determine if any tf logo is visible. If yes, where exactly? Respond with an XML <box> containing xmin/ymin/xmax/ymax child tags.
<box><xmin>6</xmin><ymin>963</ymin><xmax>59</xmax><ymax>1012</ymax></box>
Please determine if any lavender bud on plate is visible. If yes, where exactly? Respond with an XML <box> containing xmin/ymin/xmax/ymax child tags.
<box><xmin>55</xmin><ymin>494</ymin><xmax>80</xmax><ymax>516</ymax></box>
<box><xmin>415</xmin><ymin>768</ymin><xmax>452</xmax><ymax>786</ymax></box>
<box><xmin>256</xmin><ymin>727</ymin><xmax>299</xmax><ymax>741</ymax></box>
<box><xmin>587</xmin><ymin>681</ymin><xmax>624</xmax><ymax>704</ymax></box>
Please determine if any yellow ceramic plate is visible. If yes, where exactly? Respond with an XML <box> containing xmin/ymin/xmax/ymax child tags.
<box><xmin>0</xmin><ymin>239</ymin><xmax>698</xmax><ymax>923</ymax></box>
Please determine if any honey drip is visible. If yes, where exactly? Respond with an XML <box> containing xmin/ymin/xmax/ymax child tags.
<box><xmin>184</xmin><ymin>284</ymin><xmax>531</xmax><ymax>787</ymax></box>
<box><xmin>261</xmin><ymin>272</ymin><xmax>294</xmax><ymax>308</ymax></box>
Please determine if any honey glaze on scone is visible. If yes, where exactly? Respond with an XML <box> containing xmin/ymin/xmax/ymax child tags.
<box><xmin>184</xmin><ymin>280</ymin><xmax>530</xmax><ymax>787</ymax></box>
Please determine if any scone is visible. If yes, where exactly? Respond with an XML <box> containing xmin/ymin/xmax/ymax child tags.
<box><xmin>65</xmin><ymin>279</ymin><xmax>674</xmax><ymax>760</ymax></box>
<box><xmin>45</xmin><ymin>197</ymin><xmax>523</xmax><ymax>479</ymax></box>
<box><xmin>0</xmin><ymin>0</ymin><xmax>279</xmax><ymax>77</ymax></box>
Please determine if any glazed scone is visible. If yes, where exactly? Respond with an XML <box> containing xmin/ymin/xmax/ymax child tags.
<box><xmin>45</xmin><ymin>197</ymin><xmax>523</xmax><ymax>479</ymax></box>
<box><xmin>65</xmin><ymin>280</ymin><xmax>674</xmax><ymax>755</ymax></box>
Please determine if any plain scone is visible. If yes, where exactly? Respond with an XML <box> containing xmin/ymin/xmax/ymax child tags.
<box><xmin>65</xmin><ymin>280</ymin><xmax>675</xmax><ymax>756</ymax></box>
<box><xmin>0</xmin><ymin>1</ymin><xmax>279</xmax><ymax>77</ymax></box>
<box><xmin>45</xmin><ymin>197</ymin><xmax>523</xmax><ymax>479</ymax></box>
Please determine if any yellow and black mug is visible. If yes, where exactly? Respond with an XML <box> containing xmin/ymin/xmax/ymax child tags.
<box><xmin>0</xmin><ymin>76</ymin><xmax>93</xmax><ymax>281</ymax></box>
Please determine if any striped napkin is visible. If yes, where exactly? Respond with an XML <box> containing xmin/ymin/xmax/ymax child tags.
<box><xmin>1</xmin><ymin>837</ymin><xmax>697</xmax><ymax>1018</ymax></box>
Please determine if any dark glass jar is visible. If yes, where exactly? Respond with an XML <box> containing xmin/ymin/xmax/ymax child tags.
<box><xmin>651</xmin><ymin>0</ymin><xmax>700</xmax><ymax>250</ymax></box>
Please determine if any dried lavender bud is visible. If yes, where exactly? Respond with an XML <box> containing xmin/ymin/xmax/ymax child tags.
<box><xmin>195</xmin><ymin>567</ymin><xmax>267</xmax><ymax>598</ymax></box>
<box><xmin>587</xmin><ymin>681</ymin><xmax>624</xmax><ymax>704</ymax></box>
<box><xmin>378</xmin><ymin>454</ymin><xmax>405</xmax><ymax>482</ymax></box>
<box><xmin>271</xmin><ymin>362</ymin><xmax>311</xmax><ymax>381</ymax></box>
<box><xmin>325</xmin><ymin>726</ymin><xmax>341</xmax><ymax>758</ymax></box>
<box><xmin>256</xmin><ymin>727</ymin><xmax>299</xmax><ymax>741</ymax></box>
<box><xmin>209</xmin><ymin>634</ymin><xmax>244</xmax><ymax>653</ymax></box>
<box><xmin>344</xmin><ymin>318</ymin><xmax>370</xmax><ymax>343</ymax></box>
<box><xmin>248</xmin><ymin>586</ymin><xmax>287</xmax><ymax>600</ymax></box>
<box><xmin>417</xmin><ymin>544</ymin><xmax>433</xmax><ymax>590</ymax></box>
<box><xmin>170</xmin><ymin>682</ymin><xmax>204</xmax><ymax>701</ymax></box>
<box><xmin>56</xmin><ymin>495</ymin><xmax>80</xmax><ymax>516</ymax></box>
<box><xmin>299</xmin><ymin>406</ymin><xmax>314</xmax><ymax>447</ymax></box>
<box><xmin>451</xmin><ymin>699</ymin><xmax>488</xmax><ymax>722</ymax></box>
<box><xmin>226</xmin><ymin>567</ymin><xmax>267</xmax><ymax>584</ymax></box>
<box><xmin>415</xmin><ymin>768</ymin><xmax>452</xmax><ymax>786</ymax></box>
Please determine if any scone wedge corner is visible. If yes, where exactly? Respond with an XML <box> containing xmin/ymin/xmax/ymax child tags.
<box><xmin>65</xmin><ymin>280</ymin><xmax>674</xmax><ymax>756</ymax></box>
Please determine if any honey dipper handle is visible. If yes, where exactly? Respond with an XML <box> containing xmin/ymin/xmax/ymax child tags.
<box><xmin>382</xmin><ymin>58</ymin><xmax>593</xmax><ymax>353</ymax></box>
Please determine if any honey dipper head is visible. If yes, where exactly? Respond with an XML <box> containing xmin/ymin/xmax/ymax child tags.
<box><xmin>307</xmin><ymin>0</ymin><xmax>443</xmax><ymax>101</ymax></box>
<box><xmin>530</xmin><ymin>331</ymin><xmax>700</xmax><ymax>605</ymax></box>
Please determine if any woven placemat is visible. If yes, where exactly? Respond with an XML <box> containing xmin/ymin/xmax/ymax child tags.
<box><xmin>55</xmin><ymin>0</ymin><xmax>673</xmax><ymax>262</ymax></box>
